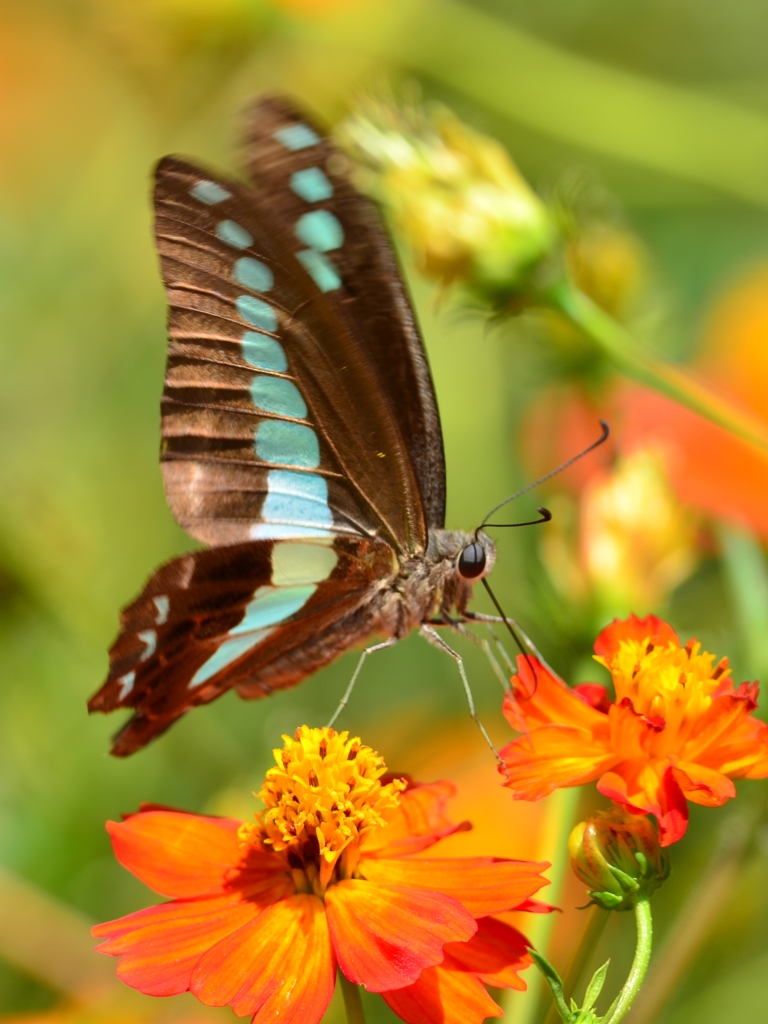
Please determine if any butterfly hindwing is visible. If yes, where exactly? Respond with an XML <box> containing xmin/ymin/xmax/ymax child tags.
<box><xmin>89</xmin><ymin>536</ymin><xmax>397</xmax><ymax>755</ymax></box>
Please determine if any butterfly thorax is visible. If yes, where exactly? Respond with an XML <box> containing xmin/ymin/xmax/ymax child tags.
<box><xmin>375</xmin><ymin>529</ymin><xmax>496</xmax><ymax>639</ymax></box>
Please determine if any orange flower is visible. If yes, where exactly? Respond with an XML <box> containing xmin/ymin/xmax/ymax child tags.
<box><xmin>619</xmin><ymin>265</ymin><xmax>768</xmax><ymax>541</ymax></box>
<box><xmin>501</xmin><ymin>615</ymin><xmax>768</xmax><ymax>845</ymax></box>
<box><xmin>94</xmin><ymin>727</ymin><xmax>549</xmax><ymax>1024</ymax></box>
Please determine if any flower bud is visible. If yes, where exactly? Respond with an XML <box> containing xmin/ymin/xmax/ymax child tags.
<box><xmin>340</xmin><ymin>98</ymin><xmax>557</xmax><ymax>303</ymax></box>
<box><xmin>568</xmin><ymin>809</ymin><xmax>669</xmax><ymax>911</ymax></box>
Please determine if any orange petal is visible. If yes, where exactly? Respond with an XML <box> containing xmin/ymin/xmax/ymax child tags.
<box><xmin>682</xmin><ymin>693</ymin><xmax>768</xmax><ymax>769</ymax></box>
<box><xmin>324</xmin><ymin>880</ymin><xmax>476</xmax><ymax>992</ymax></box>
<box><xmin>92</xmin><ymin>891</ymin><xmax>271</xmax><ymax>995</ymax></box>
<box><xmin>362</xmin><ymin>781</ymin><xmax>470</xmax><ymax>858</ymax></box>
<box><xmin>514</xmin><ymin>898</ymin><xmax>559</xmax><ymax>914</ymax></box>
<box><xmin>443</xmin><ymin>917</ymin><xmax>531</xmax><ymax>990</ymax></box>
<box><xmin>608</xmin><ymin>702</ymin><xmax>657</xmax><ymax>759</ymax></box>
<box><xmin>501</xmin><ymin>724</ymin><xmax>617</xmax><ymax>800</ymax></box>
<box><xmin>594</xmin><ymin>615</ymin><xmax>679</xmax><ymax>660</ymax></box>
<box><xmin>504</xmin><ymin>658</ymin><xmax>608</xmax><ymax>731</ymax></box>
<box><xmin>191</xmin><ymin>894</ymin><xmax>335</xmax><ymax>1024</ymax></box>
<box><xmin>598</xmin><ymin>762</ymin><xmax>688</xmax><ymax>845</ymax></box>
<box><xmin>672</xmin><ymin>763</ymin><xmax>735</xmax><ymax>807</ymax></box>
<box><xmin>107</xmin><ymin>811</ymin><xmax>284</xmax><ymax>898</ymax></box>
<box><xmin>359</xmin><ymin>858</ymin><xmax>548</xmax><ymax>918</ymax></box>
<box><xmin>382</xmin><ymin>964</ymin><xmax>502</xmax><ymax>1024</ymax></box>
<box><xmin>573</xmin><ymin>683</ymin><xmax>611</xmax><ymax>713</ymax></box>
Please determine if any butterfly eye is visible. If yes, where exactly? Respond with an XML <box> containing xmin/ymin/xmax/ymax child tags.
<box><xmin>457</xmin><ymin>542</ymin><xmax>486</xmax><ymax>580</ymax></box>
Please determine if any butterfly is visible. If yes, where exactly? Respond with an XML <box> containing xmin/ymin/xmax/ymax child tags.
<box><xmin>88</xmin><ymin>94</ymin><xmax>516</xmax><ymax>757</ymax></box>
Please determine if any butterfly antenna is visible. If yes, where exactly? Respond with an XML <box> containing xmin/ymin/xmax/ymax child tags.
<box><xmin>473</xmin><ymin>423</ymin><xmax>609</xmax><ymax>694</ymax></box>
<box><xmin>480</xmin><ymin>419</ymin><xmax>610</xmax><ymax>528</ymax></box>
<box><xmin>475</xmin><ymin>507</ymin><xmax>552</xmax><ymax>540</ymax></box>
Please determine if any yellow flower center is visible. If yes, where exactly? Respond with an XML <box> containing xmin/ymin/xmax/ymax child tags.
<box><xmin>596</xmin><ymin>637</ymin><xmax>730</xmax><ymax>748</ymax></box>
<box><xmin>240</xmin><ymin>727</ymin><xmax>404</xmax><ymax>891</ymax></box>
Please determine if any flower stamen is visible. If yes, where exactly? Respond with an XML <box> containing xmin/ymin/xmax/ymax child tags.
<box><xmin>244</xmin><ymin>726</ymin><xmax>405</xmax><ymax>894</ymax></box>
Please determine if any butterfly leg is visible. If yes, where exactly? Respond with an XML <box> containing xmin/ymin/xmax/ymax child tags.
<box><xmin>327</xmin><ymin>638</ymin><xmax>398</xmax><ymax>728</ymax></box>
<box><xmin>438</xmin><ymin>618</ymin><xmax>511</xmax><ymax>694</ymax></box>
<box><xmin>463</xmin><ymin>610</ymin><xmax>550</xmax><ymax>664</ymax></box>
<box><xmin>419</xmin><ymin>625</ymin><xmax>508</xmax><ymax>775</ymax></box>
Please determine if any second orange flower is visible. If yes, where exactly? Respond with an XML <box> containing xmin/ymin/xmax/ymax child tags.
<box><xmin>501</xmin><ymin>614</ymin><xmax>768</xmax><ymax>844</ymax></box>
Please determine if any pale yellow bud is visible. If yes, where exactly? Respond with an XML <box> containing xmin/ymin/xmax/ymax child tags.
<box><xmin>341</xmin><ymin>100</ymin><xmax>556</xmax><ymax>300</ymax></box>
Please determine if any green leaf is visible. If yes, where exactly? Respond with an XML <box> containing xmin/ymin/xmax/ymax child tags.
<box><xmin>582</xmin><ymin>960</ymin><xmax>610</xmax><ymax>1012</ymax></box>
<box><xmin>531</xmin><ymin>949</ymin><xmax>574</xmax><ymax>1023</ymax></box>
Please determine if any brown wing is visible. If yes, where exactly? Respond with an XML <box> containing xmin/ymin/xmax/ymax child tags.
<box><xmin>89</xmin><ymin>536</ymin><xmax>397</xmax><ymax>756</ymax></box>
<box><xmin>241</xmin><ymin>94</ymin><xmax>446</xmax><ymax>530</ymax></box>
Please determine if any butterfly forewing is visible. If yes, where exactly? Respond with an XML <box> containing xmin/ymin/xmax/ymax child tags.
<box><xmin>156</xmin><ymin>152</ymin><xmax>428</xmax><ymax>553</ymax></box>
<box><xmin>242</xmin><ymin>95</ymin><xmax>446</xmax><ymax>531</ymax></box>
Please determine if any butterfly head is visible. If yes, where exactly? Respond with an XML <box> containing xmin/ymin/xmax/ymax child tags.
<box><xmin>428</xmin><ymin>528</ymin><xmax>496</xmax><ymax>585</ymax></box>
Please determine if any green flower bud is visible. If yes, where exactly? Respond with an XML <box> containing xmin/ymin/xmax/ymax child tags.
<box><xmin>340</xmin><ymin>98</ymin><xmax>557</xmax><ymax>304</ymax></box>
<box><xmin>568</xmin><ymin>810</ymin><xmax>670</xmax><ymax>911</ymax></box>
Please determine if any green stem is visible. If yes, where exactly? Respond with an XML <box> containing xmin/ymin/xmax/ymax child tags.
<box><xmin>339</xmin><ymin>971</ymin><xmax>366</xmax><ymax>1024</ymax></box>
<box><xmin>548</xmin><ymin>277</ymin><xmax>768</xmax><ymax>456</ymax></box>
<box><xmin>541</xmin><ymin>906</ymin><xmax>609</xmax><ymax>1024</ymax></box>
<box><xmin>602</xmin><ymin>896</ymin><xmax>653</xmax><ymax>1024</ymax></box>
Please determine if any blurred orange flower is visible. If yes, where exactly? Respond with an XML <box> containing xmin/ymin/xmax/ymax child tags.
<box><xmin>621</xmin><ymin>265</ymin><xmax>768</xmax><ymax>540</ymax></box>
<box><xmin>94</xmin><ymin>727</ymin><xmax>548</xmax><ymax>1024</ymax></box>
<box><xmin>500</xmin><ymin>615</ymin><xmax>768</xmax><ymax>845</ymax></box>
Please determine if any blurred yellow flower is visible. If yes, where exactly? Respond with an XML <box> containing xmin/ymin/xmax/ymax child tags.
<box><xmin>541</xmin><ymin>449</ymin><xmax>700</xmax><ymax>615</ymax></box>
<box><xmin>341</xmin><ymin>98</ymin><xmax>556</xmax><ymax>301</ymax></box>
<box><xmin>580</xmin><ymin>449</ymin><xmax>700</xmax><ymax>613</ymax></box>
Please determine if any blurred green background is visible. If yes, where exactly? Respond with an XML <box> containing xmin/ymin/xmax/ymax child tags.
<box><xmin>2</xmin><ymin>0</ymin><xmax>768</xmax><ymax>1022</ymax></box>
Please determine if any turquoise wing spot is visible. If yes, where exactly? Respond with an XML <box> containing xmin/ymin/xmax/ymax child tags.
<box><xmin>236</xmin><ymin>296</ymin><xmax>278</xmax><ymax>332</ymax></box>
<box><xmin>290</xmin><ymin>167</ymin><xmax>333</xmax><ymax>203</ymax></box>
<box><xmin>188</xmin><ymin>629</ymin><xmax>274</xmax><ymax>689</ymax></box>
<box><xmin>271</xmin><ymin>541</ymin><xmax>338</xmax><ymax>586</ymax></box>
<box><xmin>274</xmin><ymin>124</ymin><xmax>320</xmax><ymax>151</ymax></box>
<box><xmin>190</xmin><ymin>180</ymin><xmax>232</xmax><ymax>205</ymax></box>
<box><xmin>250</xmin><ymin>376</ymin><xmax>307</xmax><ymax>419</ymax></box>
<box><xmin>250</xmin><ymin>469</ymin><xmax>333</xmax><ymax>539</ymax></box>
<box><xmin>153</xmin><ymin>595</ymin><xmax>170</xmax><ymax>625</ymax></box>
<box><xmin>241</xmin><ymin>332</ymin><xmax>288</xmax><ymax>372</ymax></box>
<box><xmin>117</xmin><ymin>671</ymin><xmax>135</xmax><ymax>700</ymax></box>
<box><xmin>216</xmin><ymin>220</ymin><xmax>254</xmax><ymax>250</ymax></box>
<box><xmin>234</xmin><ymin>257</ymin><xmax>274</xmax><ymax>293</ymax></box>
<box><xmin>137</xmin><ymin>630</ymin><xmax>157</xmax><ymax>662</ymax></box>
<box><xmin>256</xmin><ymin>421</ymin><xmax>320</xmax><ymax>469</ymax></box>
<box><xmin>295</xmin><ymin>210</ymin><xmax>344</xmax><ymax>252</ymax></box>
<box><xmin>230</xmin><ymin>585</ymin><xmax>317</xmax><ymax>635</ymax></box>
<box><xmin>296</xmin><ymin>249</ymin><xmax>341</xmax><ymax>293</ymax></box>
